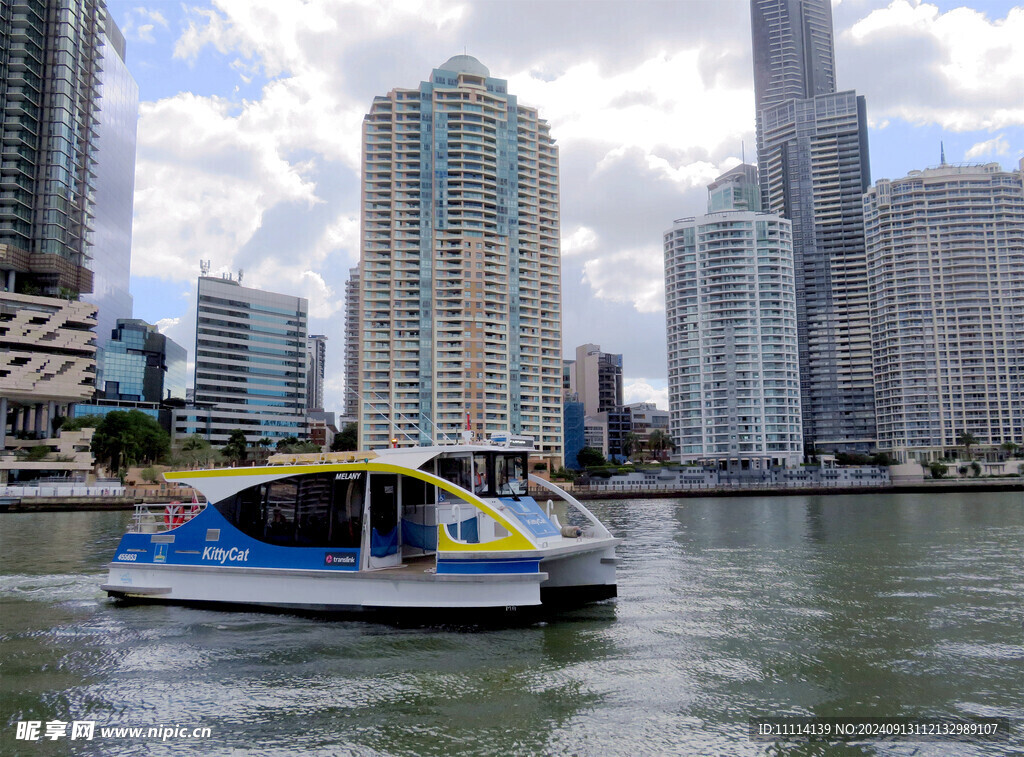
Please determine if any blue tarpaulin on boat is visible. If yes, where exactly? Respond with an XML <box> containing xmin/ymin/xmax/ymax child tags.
<box><xmin>445</xmin><ymin>517</ymin><xmax>478</xmax><ymax>543</ymax></box>
<box><xmin>370</xmin><ymin>526</ymin><xmax>398</xmax><ymax>557</ymax></box>
<box><xmin>401</xmin><ymin>519</ymin><xmax>437</xmax><ymax>551</ymax></box>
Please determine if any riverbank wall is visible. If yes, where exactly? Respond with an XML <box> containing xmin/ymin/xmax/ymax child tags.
<box><xmin>554</xmin><ymin>478</ymin><xmax>1023</xmax><ymax>500</ymax></box>
<box><xmin>0</xmin><ymin>491</ymin><xmax>206</xmax><ymax>513</ymax></box>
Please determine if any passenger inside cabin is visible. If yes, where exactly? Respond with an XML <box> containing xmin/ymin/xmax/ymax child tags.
<box><xmin>268</xmin><ymin>508</ymin><xmax>290</xmax><ymax>541</ymax></box>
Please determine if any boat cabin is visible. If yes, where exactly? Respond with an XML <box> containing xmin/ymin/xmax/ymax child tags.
<box><xmin>209</xmin><ymin>447</ymin><xmax>533</xmax><ymax>571</ymax></box>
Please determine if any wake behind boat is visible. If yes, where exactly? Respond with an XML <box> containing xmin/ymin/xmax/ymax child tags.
<box><xmin>102</xmin><ymin>436</ymin><xmax>620</xmax><ymax>620</ymax></box>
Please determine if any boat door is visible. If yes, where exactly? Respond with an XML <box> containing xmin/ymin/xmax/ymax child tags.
<box><xmin>367</xmin><ymin>473</ymin><xmax>401</xmax><ymax>569</ymax></box>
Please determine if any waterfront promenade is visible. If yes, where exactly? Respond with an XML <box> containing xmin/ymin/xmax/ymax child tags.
<box><xmin>1</xmin><ymin>478</ymin><xmax>1017</xmax><ymax>512</ymax></box>
<box><xmin>556</xmin><ymin>477</ymin><xmax>1023</xmax><ymax>501</ymax></box>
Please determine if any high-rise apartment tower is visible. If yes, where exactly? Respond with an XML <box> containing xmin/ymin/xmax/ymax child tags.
<box><xmin>1</xmin><ymin>1</ymin><xmax>136</xmax><ymax>450</ymax></box>
<box><xmin>358</xmin><ymin>56</ymin><xmax>562</xmax><ymax>455</ymax></box>
<box><xmin>863</xmin><ymin>160</ymin><xmax>1024</xmax><ymax>462</ymax></box>
<box><xmin>343</xmin><ymin>267</ymin><xmax>360</xmax><ymax>419</ymax></box>
<box><xmin>750</xmin><ymin>0</ymin><xmax>875</xmax><ymax>452</ymax></box>
<box><xmin>665</xmin><ymin>211</ymin><xmax>803</xmax><ymax>468</ymax></box>
<box><xmin>306</xmin><ymin>334</ymin><xmax>327</xmax><ymax>411</ymax></box>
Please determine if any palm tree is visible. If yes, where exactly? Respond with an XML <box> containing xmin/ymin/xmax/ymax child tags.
<box><xmin>647</xmin><ymin>429</ymin><xmax>670</xmax><ymax>462</ymax></box>
<box><xmin>621</xmin><ymin>432</ymin><xmax>640</xmax><ymax>461</ymax></box>
<box><xmin>956</xmin><ymin>430</ymin><xmax>979</xmax><ymax>460</ymax></box>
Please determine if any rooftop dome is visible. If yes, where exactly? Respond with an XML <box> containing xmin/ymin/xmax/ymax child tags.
<box><xmin>437</xmin><ymin>54</ymin><xmax>489</xmax><ymax>78</ymax></box>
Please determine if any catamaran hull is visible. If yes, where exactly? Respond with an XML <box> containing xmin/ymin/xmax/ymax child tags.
<box><xmin>102</xmin><ymin>543</ymin><xmax>618</xmax><ymax>617</ymax></box>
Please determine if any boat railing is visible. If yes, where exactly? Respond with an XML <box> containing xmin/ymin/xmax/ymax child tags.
<box><xmin>528</xmin><ymin>475</ymin><xmax>612</xmax><ymax>539</ymax></box>
<box><xmin>129</xmin><ymin>502</ymin><xmax>206</xmax><ymax>534</ymax></box>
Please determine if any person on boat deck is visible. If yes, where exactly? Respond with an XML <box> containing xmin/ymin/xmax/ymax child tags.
<box><xmin>474</xmin><ymin>470</ymin><xmax>488</xmax><ymax>494</ymax></box>
<box><xmin>268</xmin><ymin>508</ymin><xmax>290</xmax><ymax>541</ymax></box>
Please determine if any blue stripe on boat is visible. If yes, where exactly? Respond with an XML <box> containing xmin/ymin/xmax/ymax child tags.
<box><xmin>436</xmin><ymin>559</ymin><xmax>540</xmax><ymax>575</ymax></box>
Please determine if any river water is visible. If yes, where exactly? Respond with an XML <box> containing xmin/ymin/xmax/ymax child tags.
<box><xmin>1</xmin><ymin>492</ymin><xmax>1022</xmax><ymax>756</ymax></box>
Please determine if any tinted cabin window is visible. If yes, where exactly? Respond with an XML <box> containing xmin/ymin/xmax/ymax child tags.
<box><xmin>237</xmin><ymin>484</ymin><xmax>266</xmax><ymax>539</ymax></box>
<box><xmin>402</xmin><ymin>474</ymin><xmax>430</xmax><ymax>509</ymax></box>
<box><xmin>330</xmin><ymin>476</ymin><xmax>363</xmax><ymax>548</ymax></box>
<box><xmin>265</xmin><ymin>479</ymin><xmax>297</xmax><ymax>544</ymax></box>
<box><xmin>295</xmin><ymin>476</ymin><xmax>332</xmax><ymax>546</ymax></box>
<box><xmin>213</xmin><ymin>472</ymin><xmax>364</xmax><ymax>549</ymax></box>
<box><xmin>437</xmin><ymin>456</ymin><xmax>471</xmax><ymax>493</ymax></box>
<box><xmin>495</xmin><ymin>454</ymin><xmax>527</xmax><ymax>496</ymax></box>
<box><xmin>473</xmin><ymin>453</ymin><xmax>490</xmax><ymax>494</ymax></box>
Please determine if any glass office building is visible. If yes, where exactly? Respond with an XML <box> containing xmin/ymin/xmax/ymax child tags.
<box><xmin>100</xmin><ymin>319</ymin><xmax>186</xmax><ymax>402</ymax></box>
<box><xmin>85</xmin><ymin>12</ymin><xmax>138</xmax><ymax>347</ymax></box>
<box><xmin>184</xmin><ymin>275</ymin><xmax>309</xmax><ymax>446</ymax></box>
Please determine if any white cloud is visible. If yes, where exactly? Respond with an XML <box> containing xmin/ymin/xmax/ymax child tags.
<box><xmin>581</xmin><ymin>245</ymin><xmax>665</xmax><ymax>314</ymax></box>
<box><xmin>132</xmin><ymin>91</ymin><xmax>322</xmax><ymax>280</ymax></box>
<box><xmin>623</xmin><ymin>379</ymin><xmax>668</xmax><ymax>410</ymax></box>
<box><xmin>155</xmin><ymin>317</ymin><xmax>180</xmax><ymax>333</ymax></box>
<box><xmin>508</xmin><ymin>51</ymin><xmax>753</xmax><ymax>188</ymax></box>
<box><xmin>561</xmin><ymin>226</ymin><xmax>599</xmax><ymax>258</ymax></box>
<box><xmin>843</xmin><ymin>3</ymin><xmax>1024</xmax><ymax>131</ymax></box>
<box><xmin>121</xmin><ymin>7</ymin><xmax>169</xmax><ymax>43</ymax></box>
<box><xmin>964</xmin><ymin>135</ymin><xmax>1010</xmax><ymax>160</ymax></box>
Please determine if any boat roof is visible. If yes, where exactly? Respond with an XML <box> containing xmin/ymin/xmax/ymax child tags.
<box><xmin>264</xmin><ymin>442</ymin><xmax>536</xmax><ymax>470</ymax></box>
<box><xmin>374</xmin><ymin>443</ymin><xmax>535</xmax><ymax>469</ymax></box>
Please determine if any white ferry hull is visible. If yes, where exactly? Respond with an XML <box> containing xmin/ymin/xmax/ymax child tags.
<box><xmin>103</xmin><ymin>563</ymin><xmax>546</xmax><ymax>612</ymax></box>
<box><xmin>102</xmin><ymin>443</ymin><xmax>620</xmax><ymax>621</ymax></box>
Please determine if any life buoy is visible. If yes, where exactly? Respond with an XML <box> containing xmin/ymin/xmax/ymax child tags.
<box><xmin>164</xmin><ymin>501</ymin><xmax>184</xmax><ymax>528</ymax></box>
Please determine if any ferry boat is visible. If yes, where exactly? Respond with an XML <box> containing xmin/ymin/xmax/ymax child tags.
<box><xmin>102</xmin><ymin>438</ymin><xmax>620</xmax><ymax>619</ymax></box>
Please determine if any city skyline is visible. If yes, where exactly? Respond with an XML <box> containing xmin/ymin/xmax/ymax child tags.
<box><xmin>105</xmin><ymin>0</ymin><xmax>1024</xmax><ymax>415</ymax></box>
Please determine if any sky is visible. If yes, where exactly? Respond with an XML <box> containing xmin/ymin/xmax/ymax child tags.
<box><xmin>105</xmin><ymin>0</ymin><xmax>1024</xmax><ymax>415</ymax></box>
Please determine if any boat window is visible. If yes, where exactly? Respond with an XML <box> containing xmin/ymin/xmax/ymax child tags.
<box><xmin>211</xmin><ymin>472</ymin><xmax>365</xmax><ymax>549</ymax></box>
<box><xmin>295</xmin><ymin>476</ymin><xmax>332</xmax><ymax>546</ymax></box>
<box><xmin>473</xmin><ymin>453</ymin><xmax>491</xmax><ymax>495</ymax></box>
<box><xmin>496</xmin><ymin>454</ymin><xmax>527</xmax><ymax>496</ymax></box>
<box><xmin>330</xmin><ymin>475</ymin><xmax>363</xmax><ymax>548</ymax></box>
<box><xmin>215</xmin><ymin>484</ymin><xmax>266</xmax><ymax>541</ymax></box>
<box><xmin>437</xmin><ymin>455</ymin><xmax>471</xmax><ymax>492</ymax></box>
<box><xmin>402</xmin><ymin>474</ymin><xmax>431</xmax><ymax>509</ymax></box>
<box><xmin>265</xmin><ymin>479</ymin><xmax>297</xmax><ymax>544</ymax></box>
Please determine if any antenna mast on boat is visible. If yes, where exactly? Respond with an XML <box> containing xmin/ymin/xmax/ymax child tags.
<box><xmin>347</xmin><ymin>388</ymin><xmax>453</xmax><ymax>445</ymax></box>
<box><xmin>372</xmin><ymin>391</ymin><xmax>454</xmax><ymax>445</ymax></box>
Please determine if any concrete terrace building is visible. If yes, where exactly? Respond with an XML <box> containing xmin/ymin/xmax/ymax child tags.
<box><xmin>358</xmin><ymin>55</ymin><xmax>562</xmax><ymax>456</ymax></box>
<box><xmin>665</xmin><ymin>211</ymin><xmax>803</xmax><ymax>468</ymax></box>
<box><xmin>180</xmin><ymin>275</ymin><xmax>308</xmax><ymax>446</ymax></box>
<box><xmin>0</xmin><ymin>293</ymin><xmax>97</xmax><ymax>448</ymax></box>
<box><xmin>565</xmin><ymin>343</ymin><xmax>623</xmax><ymax>417</ymax></box>
<box><xmin>751</xmin><ymin>0</ymin><xmax>875</xmax><ymax>453</ymax></box>
<box><xmin>863</xmin><ymin>160</ymin><xmax>1024</xmax><ymax>462</ymax></box>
